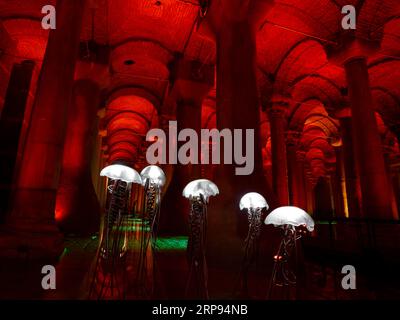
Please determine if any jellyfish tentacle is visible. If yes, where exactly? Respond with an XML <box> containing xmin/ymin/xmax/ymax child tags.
<box><xmin>186</xmin><ymin>195</ymin><xmax>209</xmax><ymax>299</ymax></box>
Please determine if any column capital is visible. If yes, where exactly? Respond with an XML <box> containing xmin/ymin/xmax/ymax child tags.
<box><xmin>267</xmin><ymin>94</ymin><xmax>288</xmax><ymax>118</ymax></box>
<box><xmin>268</xmin><ymin>92</ymin><xmax>291</xmax><ymax>108</ymax></box>
<box><xmin>268</xmin><ymin>107</ymin><xmax>286</xmax><ymax>119</ymax></box>
<box><xmin>286</xmin><ymin>130</ymin><xmax>302</xmax><ymax>147</ymax></box>
<box><xmin>326</xmin><ymin>35</ymin><xmax>380</xmax><ymax>66</ymax></box>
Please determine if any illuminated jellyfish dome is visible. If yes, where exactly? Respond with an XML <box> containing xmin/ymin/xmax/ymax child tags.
<box><xmin>100</xmin><ymin>164</ymin><xmax>142</xmax><ymax>184</ymax></box>
<box><xmin>140</xmin><ymin>165</ymin><xmax>166</xmax><ymax>187</ymax></box>
<box><xmin>182</xmin><ymin>179</ymin><xmax>219</xmax><ymax>201</ymax></box>
<box><xmin>239</xmin><ymin>192</ymin><xmax>269</xmax><ymax>211</ymax></box>
<box><xmin>264</xmin><ymin>206</ymin><xmax>315</xmax><ymax>231</ymax></box>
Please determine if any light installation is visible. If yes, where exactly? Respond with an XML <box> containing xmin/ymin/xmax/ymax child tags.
<box><xmin>136</xmin><ymin>165</ymin><xmax>166</xmax><ymax>297</ymax></box>
<box><xmin>182</xmin><ymin>179</ymin><xmax>219</xmax><ymax>299</ymax></box>
<box><xmin>238</xmin><ymin>192</ymin><xmax>269</xmax><ymax>295</ymax></box>
<box><xmin>264</xmin><ymin>206</ymin><xmax>314</xmax><ymax>299</ymax></box>
<box><xmin>89</xmin><ymin>164</ymin><xmax>142</xmax><ymax>299</ymax></box>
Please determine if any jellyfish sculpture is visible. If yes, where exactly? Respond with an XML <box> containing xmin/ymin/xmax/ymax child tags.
<box><xmin>238</xmin><ymin>192</ymin><xmax>269</xmax><ymax>295</ymax></box>
<box><xmin>182</xmin><ymin>179</ymin><xmax>219</xmax><ymax>299</ymax></box>
<box><xmin>89</xmin><ymin>164</ymin><xmax>142</xmax><ymax>299</ymax></box>
<box><xmin>136</xmin><ymin>165</ymin><xmax>166</xmax><ymax>297</ymax></box>
<box><xmin>264</xmin><ymin>206</ymin><xmax>314</xmax><ymax>299</ymax></box>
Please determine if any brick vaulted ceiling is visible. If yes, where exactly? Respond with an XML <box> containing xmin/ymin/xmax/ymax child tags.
<box><xmin>0</xmin><ymin>0</ymin><xmax>400</xmax><ymax>179</ymax></box>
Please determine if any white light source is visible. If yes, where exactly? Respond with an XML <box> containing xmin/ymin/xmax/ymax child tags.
<box><xmin>264</xmin><ymin>206</ymin><xmax>314</xmax><ymax>231</ymax></box>
<box><xmin>182</xmin><ymin>179</ymin><xmax>219</xmax><ymax>201</ymax></box>
<box><xmin>100</xmin><ymin>164</ymin><xmax>142</xmax><ymax>184</ymax></box>
<box><xmin>239</xmin><ymin>192</ymin><xmax>269</xmax><ymax>211</ymax></box>
<box><xmin>140</xmin><ymin>165</ymin><xmax>166</xmax><ymax>187</ymax></box>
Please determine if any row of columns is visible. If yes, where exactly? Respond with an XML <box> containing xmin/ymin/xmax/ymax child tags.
<box><xmin>267</xmin><ymin>54</ymin><xmax>397</xmax><ymax>220</ymax></box>
<box><xmin>1</xmin><ymin>0</ymin><xmax>399</xmax><ymax>264</ymax></box>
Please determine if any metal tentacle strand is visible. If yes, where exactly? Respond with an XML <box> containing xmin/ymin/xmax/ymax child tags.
<box><xmin>136</xmin><ymin>180</ymin><xmax>161</xmax><ymax>298</ymax></box>
<box><xmin>267</xmin><ymin>225</ymin><xmax>300</xmax><ymax>300</ymax></box>
<box><xmin>89</xmin><ymin>179</ymin><xmax>131</xmax><ymax>300</ymax></box>
<box><xmin>239</xmin><ymin>207</ymin><xmax>262</xmax><ymax>294</ymax></box>
<box><xmin>185</xmin><ymin>194</ymin><xmax>209</xmax><ymax>299</ymax></box>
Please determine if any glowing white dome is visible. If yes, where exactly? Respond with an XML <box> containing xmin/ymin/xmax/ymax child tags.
<box><xmin>141</xmin><ymin>165</ymin><xmax>166</xmax><ymax>187</ymax></box>
<box><xmin>264</xmin><ymin>206</ymin><xmax>314</xmax><ymax>231</ymax></box>
<box><xmin>100</xmin><ymin>164</ymin><xmax>142</xmax><ymax>184</ymax></box>
<box><xmin>239</xmin><ymin>192</ymin><xmax>269</xmax><ymax>211</ymax></box>
<box><xmin>182</xmin><ymin>179</ymin><xmax>219</xmax><ymax>200</ymax></box>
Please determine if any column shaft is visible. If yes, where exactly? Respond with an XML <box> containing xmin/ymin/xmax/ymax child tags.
<box><xmin>208</xmin><ymin>10</ymin><xmax>275</xmax><ymax>268</ymax></box>
<box><xmin>162</xmin><ymin>99</ymin><xmax>202</xmax><ymax>234</ymax></box>
<box><xmin>55</xmin><ymin>80</ymin><xmax>101</xmax><ymax>235</ymax></box>
<box><xmin>8</xmin><ymin>0</ymin><xmax>86</xmax><ymax>237</ymax></box>
<box><xmin>340</xmin><ymin>117</ymin><xmax>361</xmax><ymax>217</ymax></box>
<box><xmin>334</xmin><ymin>147</ymin><xmax>348</xmax><ymax>218</ymax></box>
<box><xmin>296</xmin><ymin>151</ymin><xmax>308</xmax><ymax>210</ymax></box>
<box><xmin>345</xmin><ymin>57</ymin><xmax>392</xmax><ymax>219</ymax></box>
<box><xmin>269</xmin><ymin>110</ymin><xmax>289</xmax><ymax>205</ymax></box>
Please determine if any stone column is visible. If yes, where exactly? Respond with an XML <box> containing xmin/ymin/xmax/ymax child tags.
<box><xmin>326</xmin><ymin>164</ymin><xmax>343</xmax><ymax>218</ymax></box>
<box><xmin>4</xmin><ymin>0</ymin><xmax>87</xmax><ymax>257</ymax></box>
<box><xmin>161</xmin><ymin>98</ymin><xmax>203</xmax><ymax>234</ymax></box>
<box><xmin>338</xmin><ymin>115</ymin><xmax>362</xmax><ymax>218</ymax></box>
<box><xmin>305</xmin><ymin>169</ymin><xmax>316</xmax><ymax>215</ymax></box>
<box><xmin>55</xmin><ymin>80</ymin><xmax>101</xmax><ymax>235</ymax></box>
<box><xmin>160</xmin><ymin>59</ymin><xmax>213</xmax><ymax>234</ymax></box>
<box><xmin>0</xmin><ymin>61</ymin><xmax>35</xmax><ymax>223</ymax></box>
<box><xmin>296</xmin><ymin>150</ymin><xmax>308</xmax><ymax>210</ymax></box>
<box><xmin>204</xmin><ymin>0</ymin><xmax>276</xmax><ymax>270</ymax></box>
<box><xmin>333</xmin><ymin>145</ymin><xmax>348</xmax><ymax>218</ymax></box>
<box><xmin>286</xmin><ymin>131</ymin><xmax>302</xmax><ymax>207</ymax></box>
<box><xmin>344</xmin><ymin>57</ymin><xmax>392</xmax><ymax>219</ymax></box>
<box><xmin>268</xmin><ymin>105</ymin><xmax>289</xmax><ymax>205</ymax></box>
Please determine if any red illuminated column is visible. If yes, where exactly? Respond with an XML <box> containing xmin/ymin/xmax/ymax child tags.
<box><xmin>176</xmin><ymin>98</ymin><xmax>202</xmax><ymax>180</ymax></box>
<box><xmin>163</xmin><ymin>98</ymin><xmax>203</xmax><ymax>234</ymax></box>
<box><xmin>286</xmin><ymin>131</ymin><xmax>303</xmax><ymax>207</ymax></box>
<box><xmin>326</xmin><ymin>164</ymin><xmax>344</xmax><ymax>218</ymax></box>
<box><xmin>161</xmin><ymin>58</ymin><xmax>213</xmax><ymax>234</ymax></box>
<box><xmin>305</xmin><ymin>169</ymin><xmax>316</xmax><ymax>215</ymax></box>
<box><xmin>55</xmin><ymin>80</ymin><xmax>101</xmax><ymax>235</ymax></box>
<box><xmin>332</xmin><ymin>145</ymin><xmax>347</xmax><ymax>218</ymax></box>
<box><xmin>177</xmin><ymin>98</ymin><xmax>202</xmax><ymax>167</ymax></box>
<box><xmin>5</xmin><ymin>0</ymin><xmax>86</xmax><ymax>255</ymax></box>
<box><xmin>339</xmin><ymin>116</ymin><xmax>362</xmax><ymax>218</ymax></box>
<box><xmin>211</xmin><ymin>0</ymin><xmax>273</xmax><ymax>199</ymax></box>
<box><xmin>295</xmin><ymin>150</ymin><xmax>308</xmax><ymax>210</ymax></box>
<box><xmin>205</xmin><ymin>0</ymin><xmax>275</xmax><ymax>268</ymax></box>
<box><xmin>344</xmin><ymin>57</ymin><xmax>392</xmax><ymax>219</ymax></box>
<box><xmin>268</xmin><ymin>106</ymin><xmax>289</xmax><ymax>205</ymax></box>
